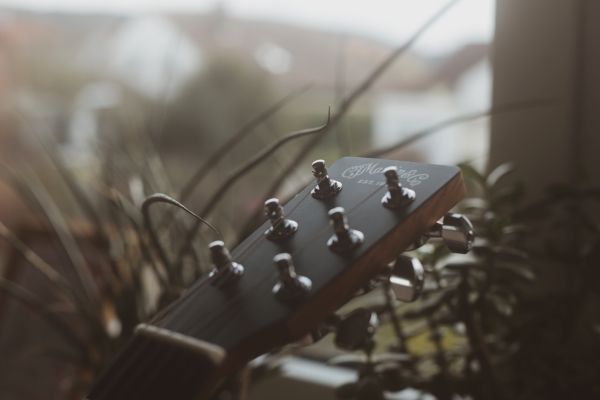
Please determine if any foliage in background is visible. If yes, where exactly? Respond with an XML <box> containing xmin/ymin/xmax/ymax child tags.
<box><xmin>330</xmin><ymin>163</ymin><xmax>600</xmax><ymax>400</ymax></box>
<box><xmin>0</xmin><ymin>1</ymin><xmax>579</xmax><ymax>399</ymax></box>
<box><xmin>0</xmin><ymin>5</ymin><xmax>460</xmax><ymax>397</ymax></box>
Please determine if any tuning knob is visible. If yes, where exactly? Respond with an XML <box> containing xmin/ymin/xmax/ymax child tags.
<box><xmin>381</xmin><ymin>166</ymin><xmax>416</xmax><ymax>209</ymax></box>
<box><xmin>327</xmin><ymin>207</ymin><xmax>364</xmax><ymax>253</ymax></box>
<box><xmin>293</xmin><ymin>310</ymin><xmax>377</xmax><ymax>349</ymax></box>
<box><xmin>208</xmin><ymin>241</ymin><xmax>244</xmax><ymax>286</ymax></box>
<box><xmin>264</xmin><ymin>198</ymin><xmax>298</xmax><ymax>241</ymax></box>
<box><xmin>311</xmin><ymin>159</ymin><xmax>342</xmax><ymax>199</ymax></box>
<box><xmin>334</xmin><ymin>308</ymin><xmax>378</xmax><ymax>351</ymax></box>
<box><xmin>428</xmin><ymin>213</ymin><xmax>474</xmax><ymax>254</ymax></box>
<box><xmin>377</xmin><ymin>256</ymin><xmax>424</xmax><ymax>302</ymax></box>
<box><xmin>272</xmin><ymin>253</ymin><xmax>312</xmax><ymax>302</ymax></box>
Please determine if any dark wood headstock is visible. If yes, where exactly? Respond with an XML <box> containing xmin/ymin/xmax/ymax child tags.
<box><xmin>85</xmin><ymin>157</ymin><xmax>465</xmax><ymax>400</ymax></box>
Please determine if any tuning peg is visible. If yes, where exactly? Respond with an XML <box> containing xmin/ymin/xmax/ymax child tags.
<box><xmin>311</xmin><ymin>159</ymin><xmax>342</xmax><ymax>199</ymax></box>
<box><xmin>264</xmin><ymin>198</ymin><xmax>298</xmax><ymax>241</ymax></box>
<box><xmin>376</xmin><ymin>256</ymin><xmax>424</xmax><ymax>302</ymax></box>
<box><xmin>272</xmin><ymin>253</ymin><xmax>312</xmax><ymax>302</ymax></box>
<box><xmin>381</xmin><ymin>166</ymin><xmax>416</xmax><ymax>209</ymax></box>
<box><xmin>334</xmin><ymin>308</ymin><xmax>378</xmax><ymax>351</ymax></box>
<box><xmin>428</xmin><ymin>213</ymin><xmax>474</xmax><ymax>254</ymax></box>
<box><xmin>208</xmin><ymin>241</ymin><xmax>244</xmax><ymax>286</ymax></box>
<box><xmin>327</xmin><ymin>207</ymin><xmax>364</xmax><ymax>253</ymax></box>
<box><xmin>293</xmin><ymin>309</ymin><xmax>378</xmax><ymax>350</ymax></box>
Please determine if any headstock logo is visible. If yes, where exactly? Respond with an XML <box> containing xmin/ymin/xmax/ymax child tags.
<box><xmin>341</xmin><ymin>163</ymin><xmax>429</xmax><ymax>187</ymax></box>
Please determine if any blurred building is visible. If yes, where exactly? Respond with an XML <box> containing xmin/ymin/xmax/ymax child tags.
<box><xmin>102</xmin><ymin>10</ymin><xmax>490</xmax><ymax>165</ymax></box>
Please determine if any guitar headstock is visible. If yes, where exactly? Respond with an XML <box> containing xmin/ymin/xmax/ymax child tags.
<box><xmin>85</xmin><ymin>157</ymin><xmax>469</xmax><ymax>400</ymax></box>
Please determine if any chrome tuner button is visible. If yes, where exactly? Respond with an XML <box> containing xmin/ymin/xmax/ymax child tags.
<box><xmin>272</xmin><ymin>253</ymin><xmax>312</xmax><ymax>302</ymax></box>
<box><xmin>311</xmin><ymin>159</ymin><xmax>342</xmax><ymax>199</ymax></box>
<box><xmin>381</xmin><ymin>166</ymin><xmax>416</xmax><ymax>209</ymax></box>
<box><xmin>377</xmin><ymin>256</ymin><xmax>424</xmax><ymax>302</ymax></box>
<box><xmin>264</xmin><ymin>198</ymin><xmax>298</xmax><ymax>241</ymax></box>
<box><xmin>208</xmin><ymin>241</ymin><xmax>243</xmax><ymax>286</ymax></box>
<box><xmin>334</xmin><ymin>308</ymin><xmax>378</xmax><ymax>351</ymax></box>
<box><xmin>427</xmin><ymin>213</ymin><xmax>475</xmax><ymax>254</ymax></box>
<box><xmin>327</xmin><ymin>207</ymin><xmax>364</xmax><ymax>253</ymax></box>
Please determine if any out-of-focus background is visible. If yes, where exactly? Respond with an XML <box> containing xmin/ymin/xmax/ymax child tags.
<box><xmin>1</xmin><ymin>0</ymin><xmax>599</xmax><ymax>399</ymax></box>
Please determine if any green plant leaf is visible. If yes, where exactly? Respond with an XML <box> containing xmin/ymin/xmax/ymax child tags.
<box><xmin>487</xmin><ymin>162</ymin><xmax>515</xmax><ymax>189</ymax></box>
<box><xmin>485</xmin><ymin>292</ymin><xmax>513</xmax><ymax>317</ymax></box>
<box><xmin>458</xmin><ymin>163</ymin><xmax>487</xmax><ymax>189</ymax></box>
<box><xmin>402</xmin><ymin>289</ymin><xmax>456</xmax><ymax>319</ymax></box>
<box><xmin>491</xmin><ymin>183</ymin><xmax>525</xmax><ymax>210</ymax></box>
<box><xmin>328</xmin><ymin>354</ymin><xmax>368</xmax><ymax>368</ymax></box>
<box><xmin>460</xmin><ymin>198</ymin><xmax>490</xmax><ymax>211</ymax></box>
<box><xmin>495</xmin><ymin>262</ymin><xmax>536</xmax><ymax>282</ymax></box>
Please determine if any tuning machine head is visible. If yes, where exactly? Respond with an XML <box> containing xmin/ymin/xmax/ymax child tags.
<box><xmin>311</xmin><ymin>159</ymin><xmax>342</xmax><ymax>199</ymax></box>
<box><xmin>293</xmin><ymin>309</ymin><xmax>378</xmax><ymax>349</ymax></box>
<box><xmin>381</xmin><ymin>166</ymin><xmax>416</xmax><ymax>209</ymax></box>
<box><xmin>208</xmin><ymin>241</ymin><xmax>244</xmax><ymax>286</ymax></box>
<box><xmin>428</xmin><ymin>213</ymin><xmax>474</xmax><ymax>254</ymax></box>
<box><xmin>334</xmin><ymin>308</ymin><xmax>378</xmax><ymax>351</ymax></box>
<box><xmin>272</xmin><ymin>253</ymin><xmax>312</xmax><ymax>302</ymax></box>
<box><xmin>327</xmin><ymin>207</ymin><xmax>364</xmax><ymax>253</ymax></box>
<box><xmin>404</xmin><ymin>213</ymin><xmax>474</xmax><ymax>254</ymax></box>
<box><xmin>264</xmin><ymin>198</ymin><xmax>298</xmax><ymax>241</ymax></box>
<box><xmin>377</xmin><ymin>256</ymin><xmax>424</xmax><ymax>302</ymax></box>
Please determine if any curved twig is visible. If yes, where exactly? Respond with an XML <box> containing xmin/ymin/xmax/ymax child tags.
<box><xmin>141</xmin><ymin>193</ymin><xmax>219</xmax><ymax>273</ymax></box>
<box><xmin>0</xmin><ymin>219</ymin><xmax>100</xmax><ymax>323</ymax></box>
<box><xmin>364</xmin><ymin>98</ymin><xmax>557</xmax><ymax>159</ymax></box>
<box><xmin>19</xmin><ymin>164</ymin><xmax>102</xmax><ymax>307</ymax></box>
<box><xmin>255</xmin><ymin>0</ymin><xmax>462</xmax><ymax>210</ymax></box>
<box><xmin>178</xmin><ymin>83</ymin><xmax>314</xmax><ymax>203</ymax></box>
<box><xmin>0</xmin><ymin>277</ymin><xmax>85</xmax><ymax>350</ymax></box>
<box><xmin>174</xmin><ymin>108</ymin><xmax>331</xmax><ymax>265</ymax></box>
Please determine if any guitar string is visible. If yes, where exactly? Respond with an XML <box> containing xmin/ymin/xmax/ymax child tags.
<box><xmin>116</xmin><ymin>343</ymin><xmax>180</xmax><ymax>400</ymax></box>
<box><xmin>97</xmin><ymin>181</ymin><xmax>392</xmax><ymax>399</ymax></box>
<box><xmin>159</xmin><ymin>189</ymin><xmax>313</xmax><ymax>330</ymax></box>
<box><xmin>93</xmin><ymin>336</ymin><xmax>161</xmax><ymax>400</ymax></box>
<box><xmin>196</xmin><ymin>184</ymin><xmax>390</xmax><ymax>340</ymax></box>
<box><xmin>127</xmin><ymin>342</ymin><xmax>209</xmax><ymax>400</ymax></box>
<box><xmin>180</xmin><ymin>184</ymin><xmax>389</xmax><ymax>339</ymax></box>
<box><xmin>93</xmin><ymin>189</ymin><xmax>314</xmax><ymax>398</ymax></box>
<box><xmin>177</xmin><ymin>187</ymin><xmax>390</xmax><ymax>334</ymax></box>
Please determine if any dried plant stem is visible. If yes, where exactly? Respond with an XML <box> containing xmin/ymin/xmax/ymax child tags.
<box><xmin>236</xmin><ymin>98</ymin><xmax>556</xmax><ymax>242</ymax></box>
<box><xmin>364</xmin><ymin>98</ymin><xmax>556</xmax><ymax>159</ymax></box>
<box><xmin>0</xmin><ymin>220</ymin><xmax>91</xmax><ymax>312</ymax></box>
<box><xmin>383</xmin><ymin>282</ymin><xmax>409</xmax><ymax>353</ymax></box>
<box><xmin>427</xmin><ymin>315</ymin><xmax>452</xmax><ymax>400</ymax></box>
<box><xmin>17</xmin><ymin>111</ymin><xmax>122</xmax><ymax>283</ymax></box>
<box><xmin>20</xmin><ymin>165</ymin><xmax>102</xmax><ymax>306</ymax></box>
<box><xmin>0</xmin><ymin>276</ymin><xmax>85</xmax><ymax>350</ymax></box>
<box><xmin>177</xmin><ymin>0</ymin><xmax>460</xmax><ymax>252</ymax></box>
<box><xmin>143</xmin><ymin>193</ymin><xmax>219</xmax><ymax>278</ymax></box>
<box><xmin>174</xmin><ymin>110</ymin><xmax>331</xmax><ymax>266</ymax></box>
<box><xmin>178</xmin><ymin>83</ymin><xmax>314</xmax><ymax>203</ymax></box>
<box><xmin>458</xmin><ymin>274</ymin><xmax>503</xmax><ymax>400</ymax></box>
<box><xmin>256</xmin><ymin>0</ymin><xmax>462</xmax><ymax>206</ymax></box>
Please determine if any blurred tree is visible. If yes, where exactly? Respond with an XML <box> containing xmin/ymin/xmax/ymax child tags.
<box><xmin>161</xmin><ymin>57</ymin><xmax>275</xmax><ymax>155</ymax></box>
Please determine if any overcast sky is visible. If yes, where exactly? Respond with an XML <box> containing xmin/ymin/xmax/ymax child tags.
<box><xmin>1</xmin><ymin>0</ymin><xmax>495</xmax><ymax>56</ymax></box>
